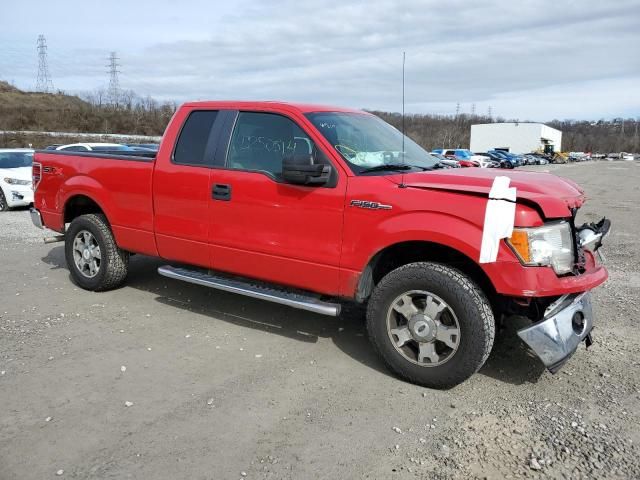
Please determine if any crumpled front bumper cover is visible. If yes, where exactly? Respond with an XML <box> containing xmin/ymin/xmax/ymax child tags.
<box><xmin>517</xmin><ymin>292</ymin><xmax>593</xmax><ymax>373</ymax></box>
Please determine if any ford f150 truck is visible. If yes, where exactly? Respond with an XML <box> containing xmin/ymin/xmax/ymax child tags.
<box><xmin>30</xmin><ymin>101</ymin><xmax>610</xmax><ymax>388</ymax></box>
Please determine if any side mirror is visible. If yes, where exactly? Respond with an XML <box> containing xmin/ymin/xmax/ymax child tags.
<box><xmin>282</xmin><ymin>154</ymin><xmax>331</xmax><ymax>186</ymax></box>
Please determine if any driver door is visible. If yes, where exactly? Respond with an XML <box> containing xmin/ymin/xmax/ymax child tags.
<box><xmin>208</xmin><ymin>111</ymin><xmax>347</xmax><ymax>295</ymax></box>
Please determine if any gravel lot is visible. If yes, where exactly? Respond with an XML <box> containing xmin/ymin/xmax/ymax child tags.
<box><xmin>1</xmin><ymin>161</ymin><xmax>639</xmax><ymax>479</ymax></box>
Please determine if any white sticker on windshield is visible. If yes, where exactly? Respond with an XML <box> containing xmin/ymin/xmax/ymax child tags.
<box><xmin>479</xmin><ymin>176</ymin><xmax>516</xmax><ymax>264</ymax></box>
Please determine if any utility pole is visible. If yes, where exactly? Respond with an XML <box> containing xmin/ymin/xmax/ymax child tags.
<box><xmin>36</xmin><ymin>35</ymin><xmax>54</xmax><ymax>93</ymax></box>
<box><xmin>107</xmin><ymin>52</ymin><xmax>121</xmax><ymax>105</ymax></box>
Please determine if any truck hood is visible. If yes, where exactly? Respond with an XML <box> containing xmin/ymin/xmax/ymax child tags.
<box><xmin>400</xmin><ymin>168</ymin><xmax>585</xmax><ymax>218</ymax></box>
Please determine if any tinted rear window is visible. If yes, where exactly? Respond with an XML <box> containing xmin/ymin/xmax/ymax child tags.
<box><xmin>173</xmin><ymin>111</ymin><xmax>219</xmax><ymax>166</ymax></box>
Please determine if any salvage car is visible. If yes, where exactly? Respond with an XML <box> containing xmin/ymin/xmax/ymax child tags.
<box><xmin>0</xmin><ymin>148</ymin><xmax>34</xmax><ymax>211</ymax></box>
<box><xmin>430</xmin><ymin>153</ymin><xmax>461</xmax><ymax>168</ymax></box>
<box><xmin>432</xmin><ymin>148</ymin><xmax>492</xmax><ymax>167</ymax></box>
<box><xmin>31</xmin><ymin>102</ymin><xmax>610</xmax><ymax>388</ymax></box>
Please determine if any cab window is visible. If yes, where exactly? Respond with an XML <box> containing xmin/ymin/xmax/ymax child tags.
<box><xmin>227</xmin><ymin>112</ymin><xmax>325</xmax><ymax>179</ymax></box>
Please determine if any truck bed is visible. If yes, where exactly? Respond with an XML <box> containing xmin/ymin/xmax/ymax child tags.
<box><xmin>33</xmin><ymin>149</ymin><xmax>157</xmax><ymax>256</ymax></box>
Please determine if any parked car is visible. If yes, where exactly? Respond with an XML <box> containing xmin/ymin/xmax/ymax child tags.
<box><xmin>493</xmin><ymin>151</ymin><xmax>523</xmax><ymax>167</ymax></box>
<box><xmin>432</xmin><ymin>148</ymin><xmax>487</xmax><ymax>167</ymax></box>
<box><xmin>0</xmin><ymin>148</ymin><xmax>34</xmax><ymax>211</ymax></box>
<box><xmin>126</xmin><ymin>143</ymin><xmax>160</xmax><ymax>152</ymax></box>
<box><xmin>472</xmin><ymin>153</ymin><xmax>500</xmax><ymax>168</ymax></box>
<box><xmin>484</xmin><ymin>150</ymin><xmax>515</xmax><ymax>169</ymax></box>
<box><xmin>457</xmin><ymin>159</ymin><xmax>478</xmax><ymax>167</ymax></box>
<box><xmin>430</xmin><ymin>153</ymin><xmax>460</xmax><ymax>168</ymax></box>
<box><xmin>522</xmin><ymin>154</ymin><xmax>548</xmax><ymax>165</ymax></box>
<box><xmin>621</xmin><ymin>152</ymin><xmax>635</xmax><ymax>161</ymax></box>
<box><xmin>31</xmin><ymin>101</ymin><xmax>610</xmax><ymax>388</ymax></box>
<box><xmin>55</xmin><ymin>143</ymin><xmax>134</xmax><ymax>152</ymax></box>
<box><xmin>569</xmin><ymin>152</ymin><xmax>590</xmax><ymax>162</ymax></box>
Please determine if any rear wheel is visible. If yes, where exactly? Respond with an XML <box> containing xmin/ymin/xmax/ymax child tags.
<box><xmin>65</xmin><ymin>214</ymin><xmax>129</xmax><ymax>291</ymax></box>
<box><xmin>0</xmin><ymin>189</ymin><xmax>8</xmax><ymax>211</ymax></box>
<box><xmin>366</xmin><ymin>262</ymin><xmax>495</xmax><ymax>389</ymax></box>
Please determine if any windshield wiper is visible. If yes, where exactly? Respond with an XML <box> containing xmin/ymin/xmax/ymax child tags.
<box><xmin>359</xmin><ymin>164</ymin><xmax>416</xmax><ymax>174</ymax></box>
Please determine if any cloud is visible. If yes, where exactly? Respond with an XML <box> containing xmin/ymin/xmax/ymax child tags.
<box><xmin>1</xmin><ymin>0</ymin><xmax>638</xmax><ymax>120</ymax></box>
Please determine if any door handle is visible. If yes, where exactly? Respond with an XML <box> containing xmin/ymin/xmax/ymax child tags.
<box><xmin>212</xmin><ymin>183</ymin><xmax>231</xmax><ymax>201</ymax></box>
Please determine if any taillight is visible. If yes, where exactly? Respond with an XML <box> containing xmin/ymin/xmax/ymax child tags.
<box><xmin>32</xmin><ymin>162</ymin><xmax>42</xmax><ymax>190</ymax></box>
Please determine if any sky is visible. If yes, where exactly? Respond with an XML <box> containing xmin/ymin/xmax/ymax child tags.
<box><xmin>0</xmin><ymin>0</ymin><xmax>639</xmax><ymax>121</ymax></box>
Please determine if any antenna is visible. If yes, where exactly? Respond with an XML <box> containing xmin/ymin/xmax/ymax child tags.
<box><xmin>400</xmin><ymin>51</ymin><xmax>407</xmax><ymax>188</ymax></box>
<box><xmin>107</xmin><ymin>51</ymin><xmax>121</xmax><ymax>105</ymax></box>
<box><xmin>36</xmin><ymin>35</ymin><xmax>53</xmax><ymax>93</ymax></box>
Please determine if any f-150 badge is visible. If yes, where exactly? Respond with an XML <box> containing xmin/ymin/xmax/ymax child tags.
<box><xmin>350</xmin><ymin>199</ymin><xmax>392</xmax><ymax>210</ymax></box>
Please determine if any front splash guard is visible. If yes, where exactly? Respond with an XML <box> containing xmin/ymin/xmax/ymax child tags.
<box><xmin>517</xmin><ymin>293</ymin><xmax>593</xmax><ymax>373</ymax></box>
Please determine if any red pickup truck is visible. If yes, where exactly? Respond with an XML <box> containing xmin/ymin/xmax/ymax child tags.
<box><xmin>30</xmin><ymin>101</ymin><xmax>610</xmax><ymax>388</ymax></box>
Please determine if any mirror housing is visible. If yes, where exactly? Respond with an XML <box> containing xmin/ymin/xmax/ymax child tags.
<box><xmin>282</xmin><ymin>154</ymin><xmax>331</xmax><ymax>186</ymax></box>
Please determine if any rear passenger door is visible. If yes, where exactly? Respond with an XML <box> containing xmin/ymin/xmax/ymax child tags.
<box><xmin>207</xmin><ymin>111</ymin><xmax>347</xmax><ymax>295</ymax></box>
<box><xmin>153</xmin><ymin>108</ymin><xmax>229</xmax><ymax>268</ymax></box>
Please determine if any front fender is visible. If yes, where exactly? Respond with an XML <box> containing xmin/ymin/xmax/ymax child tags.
<box><xmin>343</xmin><ymin>210</ymin><xmax>518</xmax><ymax>271</ymax></box>
<box><xmin>339</xmin><ymin>210</ymin><xmax>523</xmax><ymax>298</ymax></box>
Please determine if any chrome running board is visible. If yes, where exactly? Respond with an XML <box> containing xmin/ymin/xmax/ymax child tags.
<box><xmin>158</xmin><ymin>265</ymin><xmax>341</xmax><ymax>317</ymax></box>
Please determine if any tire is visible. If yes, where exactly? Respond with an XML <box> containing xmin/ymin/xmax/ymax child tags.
<box><xmin>65</xmin><ymin>214</ymin><xmax>129</xmax><ymax>291</ymax></box>
<box><xmin>0</xmin><ymin>189</ymin><xmax>8</xmax><ymax>212</ymax></box>
<box><xmin>366</xmin><ymin>262</ymin><xmax>495</xmax><ymax>389</ymax></box>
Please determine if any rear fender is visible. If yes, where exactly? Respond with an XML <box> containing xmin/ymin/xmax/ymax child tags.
<box><xmin>59</xmin><ymin>175</ymin><xmax>113</xmax><ymax>226</ymax></box>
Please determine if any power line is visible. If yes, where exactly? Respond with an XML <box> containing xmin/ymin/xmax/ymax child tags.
<box><xmin>107</xmin><ymin>51</ymin><xmax>121</xmax><ymax>105</ymax></box>
<box><xmin>36</xmin><ymin>35</ymin><xmax>54</xmax><ymax>93</ymax></box>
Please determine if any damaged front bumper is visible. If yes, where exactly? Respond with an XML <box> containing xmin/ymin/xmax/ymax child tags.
<box><xmin>517</xmin><ymin>292</ymin><xmax>593</xmax><ymax>373</ymax></box>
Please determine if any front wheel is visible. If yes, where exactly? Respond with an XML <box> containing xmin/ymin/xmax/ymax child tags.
<box><xmin>366</xmin><ymin>262</ymin><xmax>495</xmax><ymax>389</ymax></box>
<box><xmin>0</xmin><ymin>189</ymin><xmax>8</xmax><ymax>211</ymax></box>
<box><xmin>65</xmin><ymin>214</ymin><xmax>129</xmax><ymax>291</ymax></box>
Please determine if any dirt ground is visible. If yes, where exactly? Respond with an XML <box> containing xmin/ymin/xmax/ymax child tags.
<box><xmin>1</xmin><ymin>161</ymin><xmax>638</xmax><ymax>480</ymax></box>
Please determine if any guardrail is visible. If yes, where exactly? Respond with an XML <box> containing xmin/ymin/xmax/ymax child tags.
<box><xmin>0</xmin><ymin>130</ymin><xmax>162</xmax><ymax>142</ymax></box>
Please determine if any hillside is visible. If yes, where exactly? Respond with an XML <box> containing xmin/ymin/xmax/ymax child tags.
<box><xmin>0</xmin><ymin>81</ymin><xmax>174</xmax><ymax>136</ymax></box>
<box><xmin>1</xmin><ymin>81</ymin><xmax>637</xmax><ymax>153</ymax></box>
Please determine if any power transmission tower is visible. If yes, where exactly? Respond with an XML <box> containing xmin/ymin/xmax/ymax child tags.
<box><xmin>455</xmin><ymin>102</ymin><xmax>460</xmax><ymax>117</ymax></box>
<box><xmin>487</xmin><ymin>106</ymin><xmax>493</xmax><ymax>120</ymax></box>
<box><xmin>471</xmin><ymin>103</ymin><xmax>476</xmax><ymax>117</ymax></box>
<box><xmin>107</xmin><ymin>52</ymin><xmax>121</xmax><ymax>105</ymax></box>
<box><xmin>36</xmin><ymin>35</ymin><xmax>54</xmax><ymax>93</ymax></box>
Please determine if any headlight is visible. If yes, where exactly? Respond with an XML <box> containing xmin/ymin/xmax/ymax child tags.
<box><xmin>3</xmin><ymin>177</ymin><xmax>31</xmax><ymax>186</ymax></box>
<box><xmin>508</xmin><ymin>222</ymin><xmax>574</xmax><ymax>274</ymax></box>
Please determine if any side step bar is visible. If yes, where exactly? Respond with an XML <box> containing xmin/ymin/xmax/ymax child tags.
<box><xmin>158</xmin><ymin>265</ymin><xmax>341</xmax><ymax>317</ymax></box>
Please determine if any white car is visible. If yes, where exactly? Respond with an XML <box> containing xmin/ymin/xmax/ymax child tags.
<box><xmin>0</xmin><ymin>149</ymin><xmax>34</xmax><ymax>211</ymax></box>
<box><xmin>55</xmin><ymin>142</ymin><xmax>132</xmax><ymax>152</ymax></box>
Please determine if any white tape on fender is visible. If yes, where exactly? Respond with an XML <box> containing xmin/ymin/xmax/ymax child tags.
<box><xmin>479</xmin><ymin>176</ymin><xmax>516</xmax><ymax>263</ymax></box>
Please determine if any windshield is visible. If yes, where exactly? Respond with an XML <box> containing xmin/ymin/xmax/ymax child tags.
<box><xmin>305</xmin><ymin>112</ymin><xmax>439</xmax><ymax>174</ymax></box>
<box><xmin>0</xmin><ymin>152</ymin><xmax>33</xmax><ymax>169</ymax></box>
